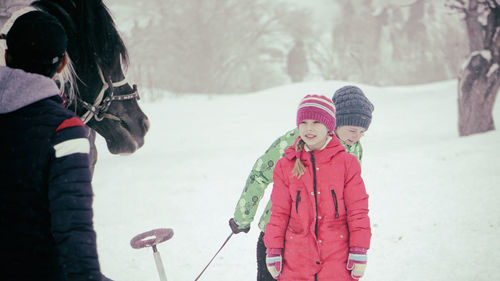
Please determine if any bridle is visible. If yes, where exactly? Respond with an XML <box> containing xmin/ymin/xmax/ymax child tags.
<box><xmin>78</xmin><ymin>66</ymin><xmax>140</xmax><ymax>124</ymax></box>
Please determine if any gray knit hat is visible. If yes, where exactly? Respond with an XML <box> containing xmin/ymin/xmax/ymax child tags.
<box><xmin>332</xmin><ymin>85</ymin><xmax>374</xmax><ymax>130</ymax></box>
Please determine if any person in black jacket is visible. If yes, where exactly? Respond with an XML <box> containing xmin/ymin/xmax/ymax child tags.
<box><xmin>0</xmin><ymin>11</ymin><xmax>110</xmax><ymax>281</ymax></box>
<box><xmin>286</xmin><ymin>39</ymin><xmax>309</xmax><ymax>83</ymax></box>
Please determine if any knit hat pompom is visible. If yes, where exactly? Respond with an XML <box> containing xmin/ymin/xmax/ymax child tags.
<box><xmin>332</xmin><ymin>85</ymin><xmax>374</xmax><ymax>130</ymax></box>
<box><xmin>296</xmin><ymin>95</ymin><xmax>336</xmax><ymax>132</ymax></box>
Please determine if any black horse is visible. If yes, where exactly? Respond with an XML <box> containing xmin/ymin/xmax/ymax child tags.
<box><xmin>2</xmin><ymin>0</ymin><xmax>149</xmax><ymax>168</ymax></box>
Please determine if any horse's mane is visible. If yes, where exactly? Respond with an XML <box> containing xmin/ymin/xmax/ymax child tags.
<box><xmin>75</xmin><ymin>0</ymin><xmax>129</xmax><ymax>74</ymax></box>
<box><xmin>33</xmin><ymin>0</ymin><xmax>129</xmax><ymax>75</ymax></box>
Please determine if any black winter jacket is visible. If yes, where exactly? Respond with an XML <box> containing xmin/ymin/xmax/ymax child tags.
<box><xmin>0</xmin><ymin>66</ymin><xmax>104</xmax><ymax>281</ymax></box>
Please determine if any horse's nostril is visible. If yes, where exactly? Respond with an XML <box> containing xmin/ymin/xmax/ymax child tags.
<box><xmin>120</xmin><ymin>119</ymin><xmax>131</xmax><ymax>132</ymax></box>
<box><xmin>142</xmin><ymin>118</ymin><xmax>150</xmax><ymax>133</ymax></box>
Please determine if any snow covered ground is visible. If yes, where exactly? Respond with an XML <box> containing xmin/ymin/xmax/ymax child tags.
<box><xmin>92</xmin><ymin>80</ymin><xmax>500</xmax><ymax>281</ymax></box>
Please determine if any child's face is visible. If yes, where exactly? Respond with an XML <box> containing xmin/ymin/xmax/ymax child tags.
<box><xmin>335</xmin><ymin>126</ymin><xmax>366</xmax><ymax>146</ymax></box>
<box><xmin>298</xmin><ymin>119</ymin><xmax>329</xmax><ymax>151</ymax></box>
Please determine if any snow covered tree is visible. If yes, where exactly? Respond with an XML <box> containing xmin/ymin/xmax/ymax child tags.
<box><xmin>324</xmin><ymin>0</ymin><xmax>466</xmax><ymax>86</ymax></box>
<box><xmin>448</xmin><ymin>0</ymin><xmax>500</xmax><ymax>136</ymax></box>
<box><xmin>330</xmin><ymin>0</ymin><xmax>386</xmax><ymax>82</ymax></box>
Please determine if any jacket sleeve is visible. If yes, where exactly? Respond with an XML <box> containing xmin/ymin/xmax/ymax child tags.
<box><xmin>233</xmin><ymin>128</ymin><xmax>298</xmax><ymax>228</ymax></box>
<box><xmin>358</xmin><ymin>141</ymin><xmax>363</xmax><ymax>164</ymax></box>
<box><xmin>343</xmin><ymin>153</ymin><xmax>371</xmax><ymax>249</ymax></box>
<box><xmin>263</xmin><ymin>160</ymin><xmax>292</xmax><ymax>249</ymax></box>
<box><xmin>48</xmin><ymin>117</ymin><xmax>104</xmax><ymax>281</ymax></box>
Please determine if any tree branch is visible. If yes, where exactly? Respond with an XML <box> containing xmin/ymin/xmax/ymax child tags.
<box><xmin>446</xmin><ymin>3</ymin><xmax>468</xmax><ymax>12</ymax></box>
<box><xmin>446</xmin><ymin>0</ymin><xmax>468</xmax><ymax>13</ymax></box>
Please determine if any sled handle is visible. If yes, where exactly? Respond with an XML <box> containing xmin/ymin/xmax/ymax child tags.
<box><xmin>130</xmin><ymin>228</ymin><xmax>174</xmax><ymax>249</ymax></box>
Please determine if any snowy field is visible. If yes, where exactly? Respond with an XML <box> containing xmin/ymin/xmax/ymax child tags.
<box><xmin>92</xmin><ymin>80</ymin><xmax>500</xmax><ymax>281</ymax></box>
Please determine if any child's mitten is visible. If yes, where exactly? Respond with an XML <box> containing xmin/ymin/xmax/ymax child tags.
<box><xmin>346</xmin><ymin>247</ymin><xmax>367</xmax><ymax>279</ymax></box>
<box><xmin>228</xmin><ymin>218</ymin><xmax>250</xmax><ymax>234</ymax></box>
<box><xmin>266</xmin><ymin>248</ymin><xmax>283</xmax><ymax>279</ymax></box>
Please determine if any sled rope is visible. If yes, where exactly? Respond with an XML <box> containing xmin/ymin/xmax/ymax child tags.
<box><xmin>194</xmin><ymin>232</ymin><xmax>233</xmax><ymax>281</ymax></box>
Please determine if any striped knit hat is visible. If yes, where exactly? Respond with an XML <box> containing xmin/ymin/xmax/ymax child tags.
<box><xmin>296</xmin><ymin>95</ymin><xmax>336</xmax><ymax>132</ymax></box>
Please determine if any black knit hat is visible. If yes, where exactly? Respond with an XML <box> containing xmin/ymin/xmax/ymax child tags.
<box><xmin>5</xmin><ymin>11</ymin><xmax>67</xmax><ymax>65</ymax></box>
<box><xmin>332</xmin><ymin>85</ymin><xmax>374</xmax><ymax>130</ymax></box>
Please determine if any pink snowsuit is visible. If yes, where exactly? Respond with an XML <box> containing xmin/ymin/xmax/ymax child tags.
<box><xmin>264</xmin><ymin>136</ymin><xmax>371</xmax><ymax>281</ymax></box>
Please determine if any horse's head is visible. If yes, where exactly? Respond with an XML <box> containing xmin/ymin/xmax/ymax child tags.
<box><xmin>27</xmin><ymin>0</ymin><xmax>150</xmax><ymax>155</ymax></box>
<box><xmin>75</xmin><ymin>59</ymin><xmax>150</xmax><ymax>155</ymax></box>
<box><xmin>0</xmin><ymin>1</ymin><xmax>150</xmax><ymax>155</ymax></box>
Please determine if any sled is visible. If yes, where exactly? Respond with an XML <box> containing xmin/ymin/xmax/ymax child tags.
<box><xmin>130</xmin><ymin>228</ymin><xmax>174</xmax><ymax>281</ymax></box>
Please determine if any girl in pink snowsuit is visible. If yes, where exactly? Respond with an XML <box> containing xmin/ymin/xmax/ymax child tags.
<box><xmin>264</xmin><ymin>95</ymin><xmax>371</xmax><ymax>281</ymax></box>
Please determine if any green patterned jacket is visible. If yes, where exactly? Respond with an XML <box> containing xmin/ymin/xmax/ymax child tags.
<box><xmin>233</xmin><ymin>128</ymin><xmax>363</xmax><ymax>232</ymax></box>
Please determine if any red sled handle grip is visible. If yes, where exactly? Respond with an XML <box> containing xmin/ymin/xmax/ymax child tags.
<box><xmin>130</xmin><ymin>228</ymin><xmax>174</xmax><ymax>249</ymax></box>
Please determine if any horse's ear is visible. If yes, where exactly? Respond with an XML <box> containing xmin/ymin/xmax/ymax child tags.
<box><xmin>55</xmin><ymin>53</ymin><xmax>68</xmax><ymax>75</ymax></box>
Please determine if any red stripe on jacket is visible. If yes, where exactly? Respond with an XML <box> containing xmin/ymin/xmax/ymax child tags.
<box><xmin>56</xmin><ymin>117</ymin><xmax>85</xmax><ymax>132</ymax></box>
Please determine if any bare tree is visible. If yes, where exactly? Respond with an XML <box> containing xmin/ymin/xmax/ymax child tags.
<box><xmin>309</xmin><ymin>36</ymin><xmax>337</xmax><ymax>81</ymax></box>
<box><xmin>448</xmin><ymin>0</ymin><xmax>500</xmax><ymax>136</ymax></box>
<box><xmin>126</xmin><ymin>0</ymin><xmax>292</xmax><ymax>94</ymax></box>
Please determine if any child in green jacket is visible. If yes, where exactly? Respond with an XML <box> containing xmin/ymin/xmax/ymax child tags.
<box><xmin>229</xmin><ymin>85</ymin><xmax>374</xmax><ymax>281</ymax></box>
